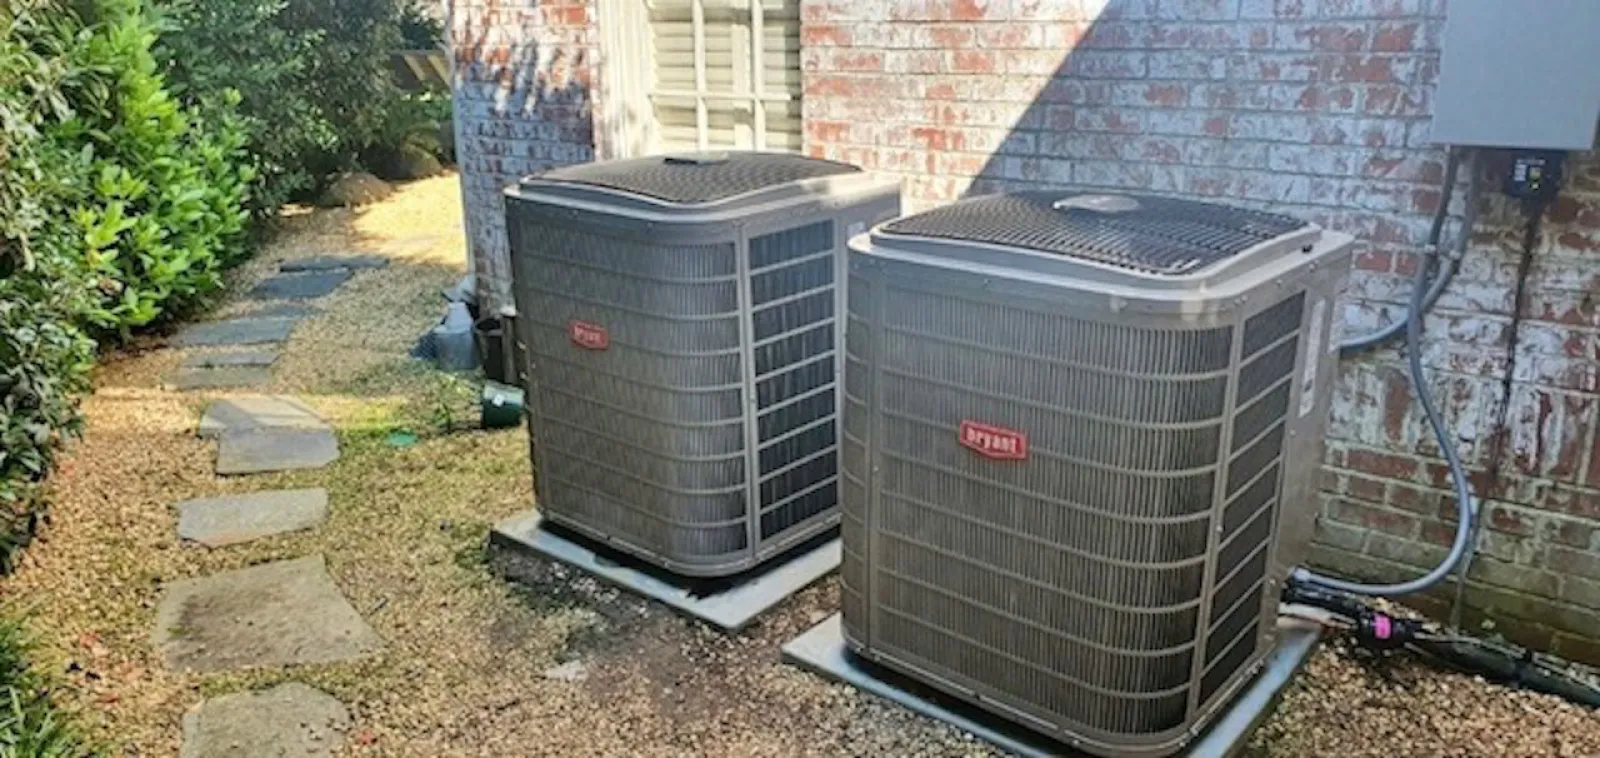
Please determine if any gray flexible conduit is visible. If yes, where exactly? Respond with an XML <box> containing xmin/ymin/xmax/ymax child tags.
<box><xmin>1293</xmin><ymin>146</ymin><xmax>1481</xmax><ymax>597</ymax></box>
<box><xmin>1340</xmin><ymin>149</ymin><xmax>1479</xmax><ymax>354</ymax></box>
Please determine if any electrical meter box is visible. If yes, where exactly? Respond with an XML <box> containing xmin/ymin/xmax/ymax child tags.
<box><xmin>1431</xmin><ymin>0</ymin><xmax>1600</xmax><ymax>150</ymax></box>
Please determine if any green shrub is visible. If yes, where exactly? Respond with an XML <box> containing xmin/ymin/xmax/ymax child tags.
<box><xmin>273</xmin><ymin>0</ymin><xmax>405</xmax><ymax>173</ymax></box>
<box><xmin>155</xmin><ymin>0</ymin><xmax>449</xmax><ymax>208</ymax></box>
<box><xmin>64</xmin><ymin>0</ymin><xmax>254</xmax><ymax>331</ymax></box>
<box><xmin>1</xmin><ymin>0</ymin><xmax>99</xmax><ymax>517</ymax></box>
<box><xmin>154</xmin><ymin>0</ymin><xmax>331</xmax><ymax>214</ymax></box>
<box><xmin>362</xmin><ymin>90</ymin><xmax>452</xmax><ymax>176</ymax></box>
<box><xmin>397</xmin><ymin>0</ymin><xmax>442</xmax><ymax>49</ymax></box>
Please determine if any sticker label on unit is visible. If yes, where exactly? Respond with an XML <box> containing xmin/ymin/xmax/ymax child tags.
<box><xmin>569</xmin><ymin>320</ymin><xmax>610</xmax><ymax>350</ymax></box>
<box><xmin>959</xmin><ymin>420</ymin><xmax>1028</xmax><ymax>460</ymax></box>
<box><xmin>1299</xmin><ymin>299</ymin><xmax>1326</xmax><ymax>417</ymax></box>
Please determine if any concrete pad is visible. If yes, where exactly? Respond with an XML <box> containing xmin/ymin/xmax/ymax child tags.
<box><xmin>181</xmin><ymin>351</ymin><xmax>279</xmax><ymax>369</ymax></box>
<box><xmin>280</xmin><ymin>254</ymin><xmax>389</xmax><ymax>272</ymax></box>
<box><xmin>490</xmin><ymin>511</ymin><xmax>840</xmax><ymax>632</ymax></box>
<box><xmin>216</xmin><ymin>429</ymin><xmax>339</xmax><ymax>475</ymax></box>
<box><xmin>198</xmin><ymin>396</ymin><xmax>326</xmax><ymax>440</ymax></box>
<box><xmin>180</xmin><ymin>682</ymin><xmax>349</xmax><ymax>758</ymax></box>
<box><xmin>780</xmin><ymin>613</ymin><xmax>1323</xmax><ymax>758</ymax></box>
<box><xmin>174</xmin><ymin>318</ymin><xmax>296</xmax><ymax>347</ymax></box>
<box><xmin>177</xmin><ymin>488</ymin><xmax>329</xmax><ymax>547</ymax></box>
<box><xmin>249</xmin><ymin>271</ymin><xmax>351</xmax><ymax>301</ymax></box>
<box><xmin>155</xmin><ymin>555</ymin><xmax>383</xmax><ymax>672</ymax></box>
<box><xmin>166</xmin><ymin>366</ymin><xmax>274</xmax><ymax>391</ymax></box>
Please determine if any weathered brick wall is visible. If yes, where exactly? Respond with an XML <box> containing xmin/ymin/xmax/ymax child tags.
<box><xmin>802</xmin><ymin>0</ymin><xmax>1600</xmax><ymax>660</ymax></box>
<box><xmin>448</xmin><ymin>0</ymin><xmax>596</xmax><ymax>307</ymax></box>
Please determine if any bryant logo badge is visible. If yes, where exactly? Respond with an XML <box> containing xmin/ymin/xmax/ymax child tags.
<box><xmin>569</xmin><ymin>321</ymin><xmax>609</xmax><ymax>350</ymax></box>
<box><xmin>959</xmin><ymin>420</ymin><xmax>1028</xmax><ymax>461</ymax></box>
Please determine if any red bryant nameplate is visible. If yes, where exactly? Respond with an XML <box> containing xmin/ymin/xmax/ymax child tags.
<box><xmin>959</xmin><ymin>420</ymin><xmax>1028</xmax><ymax>460</ymax></box>
<box><xmin>569</xmin><ymin>320</ymin><xmax>609</xmax><ymax>350</ymax></box>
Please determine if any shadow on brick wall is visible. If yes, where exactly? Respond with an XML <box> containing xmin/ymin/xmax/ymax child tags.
<box><xmin>448</xmin><ymin>0</ymin><xmax>597</xmax><ymax>306</ymax></box>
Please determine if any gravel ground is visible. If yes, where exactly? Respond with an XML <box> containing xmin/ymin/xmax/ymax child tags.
<box><xmin>1247</xmin><ymin>639</ymin><xmax>1600</xmax><ymax>757</ymax></box>
<box><xmin>8</xmin><ymin>174</ymin><xmax>1597</xmax><ymax>757</ymax></box>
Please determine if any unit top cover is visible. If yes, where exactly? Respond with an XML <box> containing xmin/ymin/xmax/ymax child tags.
<box><xmin>527</xmin><ymin>151</ymin><xmax>861</xmax><ymax>206</ymax></box>
<box><xmin>877</xmin><ymin>191</ymin><xmax>1315</xmax><ymax>277</ymax></box>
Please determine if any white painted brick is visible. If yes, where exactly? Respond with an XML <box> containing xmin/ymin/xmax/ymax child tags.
<box><xmin>1188</xmin><ymin>82</ymin><xmax>1274</xmax><ymax>110</ymax></box>
<box><xmin>1074</xmin><ymin>159</ymin><xmax>1151</xmax><ymax>188</ymax></box>
<box><xmin>1144</xmin><ymin>110</ymin><xmax>1231</xmax><ymax>137</ymax></box>
<box><xmin>1003</xmin><ymin>50</ymin><xmax>1067</xmax><ymax>75</ymax></box>
<box><xmin>1230</xmin><ymin>112</ymin><xmax>1314</xmax><ymax>141</ymax></box>
<box><xmin>1227</xmin><ymin>52</ymin><xmax>1323</xmax><ymax>81</ymax></box>
<box><xmin>1013</xmin><ymin>0</ymin><xmax>1088</xmax><ymax>20</ymax></box>
<box><xmin>1149</xmin><ymin>0</ymin><xmax>1242</xmax><ymax>20</ymax></box>
<box><xmin>1238</xmin><ymin>0</ymin><xmax>1275</xmax><ymax>18</ymax></box>
<box><xmin>1066</xmin><ymin>51</ymin><xmax>1149</xmax><ymax>78</ymax></box>
<box><xmin>1183</xmin><ymin>138</ymin><xmax>1272</xmax><ymax>169</ymax></box>
<box><xmin>1322</xmin><ymin>0</ymin><xmax>1423</xmax><ymax>19</ymax></box>
<box><xmin>1268</xmin><ymin>143</ymin><xmax>1360</xmax><ymax>176</ymax></box>
<box><xmin>1148</xmin><ymin>164</ymin><xmax>1188</xmax><ymax>192</ymax></box>
<box><xmin>850</xmin><ymin>22</ymin><xmax>920</xmax><ymax>48</ymax></box>
<box><xmin>1147</xmin><ymin>50</ymin><xmax>1229</xmax><ymax>79</ymax></box>
<box><xmin>1080</xmin><ymin>0</ymin><xmax>1155</xmax><ymax>20</ymax></box>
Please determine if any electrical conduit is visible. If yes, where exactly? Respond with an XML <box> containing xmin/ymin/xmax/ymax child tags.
<box><xmin>1293</xmin><ymin>146</ymin><xmax>1482</xmax><ymax>598</ymax></box>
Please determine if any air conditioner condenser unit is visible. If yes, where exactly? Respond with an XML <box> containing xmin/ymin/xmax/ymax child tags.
<box><xmin>505</xmin><ymin>152</ymin><xmax>900</xmax><ymax>577</ymax></box>
<box><xmin>839</xmin><ymin>191</ymin><xmax>1353</xmax><ymax>756</ymax></box>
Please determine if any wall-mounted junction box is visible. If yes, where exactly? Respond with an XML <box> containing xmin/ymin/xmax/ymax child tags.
<box><xmin>1431</xmin><ymin>0</ymin><xmax>1600</xmax><ymax>150</ymax></box>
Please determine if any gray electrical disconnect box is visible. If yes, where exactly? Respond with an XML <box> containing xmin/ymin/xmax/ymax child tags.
<box><xmin>1431</xmin><ymin>0</ymin><xmax>1600</xmax><ymax>150</ymax></box>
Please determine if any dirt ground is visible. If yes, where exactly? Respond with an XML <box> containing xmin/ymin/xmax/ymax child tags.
<box><xmin>7</xmin><ymin>174</ymin><xmax>1598</xmax><ymax>757</ymax></box>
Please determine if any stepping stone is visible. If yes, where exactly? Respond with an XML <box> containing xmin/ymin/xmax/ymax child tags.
<box><xmin>181</xmin><ymin>683</ymin><xmax>349</xmax><ymax>758</ymax></box>
<box><xmin>155</xmin><ymin>555</ymin><xmax>383</xmax><ymax>672</ymax></box>
<box><xmin>216</xmin><ymin>429</ymin><xmax>339</xmax><ymax>475</ymax></box>
<box><xmin>199</xmin><ymin>396</ymin><xmax>326</xmax><ymax>440</ymax></box>
<box><xmin>166</xmin><ymin>366</ymin><xmax>274</xmax><ymax>391</ymax></box>
<box><xmin>181</xmin><ymin>351</ymin><xmax>279</xmax><ymax>370</ymax></box>
<box><xmin>249</xmin><ymin>271</ymin><xmax>351</xmax><ymax>301</ymax></box>
<box><xmin>174</xmin><ymin>318</ymin><xmax>296</xmax><ymax>347</ymax></box>
<box><xmin>177</xmin><ymin>488</ymin><xmax>329</xmax><ymax>547</ymax></box>
<box><xmin>234</xmin><ymin>303</ymin><xmax>318</xmax><ymax>320</ymax></box>
<box><xmin>280</xmin><ymin>254</ymin><xmax>388</xmax><ymax>273</ymax></box>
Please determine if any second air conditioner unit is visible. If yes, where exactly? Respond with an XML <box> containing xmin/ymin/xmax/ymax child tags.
<box><xmin>839</xmin><ymin>191</ymin><xmax>1352</xmax><ymax>756</ymax></box>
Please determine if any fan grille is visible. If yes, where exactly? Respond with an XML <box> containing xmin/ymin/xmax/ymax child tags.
<box><xmin>536</xmin><ymin>151</ymin><xmax>860</xmax><ymax>205</ymax></box>
<box><xmin>879</xmin><ymin>192</ymin><xmax>1309</xmax><ymax>276</ymax></box>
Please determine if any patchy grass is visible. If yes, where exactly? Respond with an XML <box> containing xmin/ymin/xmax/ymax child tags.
<box><xmin>0</xmin><ymin>615</ymin><xmax>94</xmax><ymax>757</ymax></box>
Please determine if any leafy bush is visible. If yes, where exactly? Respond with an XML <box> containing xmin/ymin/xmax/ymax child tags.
<box><xmin>0</xmin><ymin>254</ymin><xmax>95</xmax><ymax>561</ymax></box>
<box><xmin>397</xmin><ymin>0</ymin><xmax>442</xmax><ymax>49</ymax></box>
<box><xmin>1</xmin><ymin>0</ymin><xmax>99</xmax><ymax>517</ymax></box>
<box><xmin>362</xmin><ymin>90</ymin><xmax>453</xmax><ymax>177</ymax></box>
<box><xmin>65</xmin><ymin>0</ymin><xmax>254</xmax><ymax>330</ymax></box>
<box><xmin>274</xmin><ymin>0</ymin><xmax>407</xmax><ymax>178</ymax></box>
<box><xmin>155</xmin><ymin>0</ymin><xmax>331</xmax><ymax>215</ymax></box>
<box><xmin>156</xmin><ymin>0</ymin><xmax>448</xmax><ymax>210</ymax></box>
